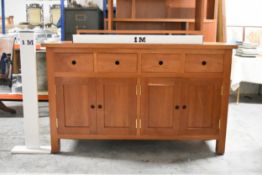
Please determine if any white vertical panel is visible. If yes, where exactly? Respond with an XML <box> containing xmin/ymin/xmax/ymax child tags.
<box><xmin>20</xmin><ymin>31</ymin><xmax>40</xmax><ymax>149</ymax></box>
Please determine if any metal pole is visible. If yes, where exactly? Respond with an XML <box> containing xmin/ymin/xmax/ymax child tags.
<box><xmin>103</xmin><ymin>0</ymin><xmax>107</xmax><ymax>18</ymax></box>
<box><xmin>1</xmin><ymin>0</ymin><xmax>6</xmax><ymax>34</ymax></box>
<box><xmin>60</xmin><ymin>0</ymin><xmax>64</xmax><ymax>41</ymax></box>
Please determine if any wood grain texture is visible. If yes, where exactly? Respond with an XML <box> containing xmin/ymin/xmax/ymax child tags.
<box><xmin>54</xmin><ymin>53</ymin><xmax>94</xmax><ymax>73</ymax></box>
<box><xmin>108</xmin><ymin>0</ymin><xmax>113</xmax><ymax>30</ymax></box>
<box><xmin>216</xmin><ymin>49</ymin><xmax>233</xmax><ymax>155</ymax></box>
<box><xmin>180</xmin><ymin>78</ymin><xmax>221</xmax><ymax>135</ymax></box>
<box><xmin>141</xmin><ymin>78</ymin><xmax>181</xmax><ymax>135</ymax></box>
<box><xmin>96</xmin><ymin>53</ymin><xmax>138</xmax><ymax>73</ymax></box>
<box><xmin>185</xmin><ymin>54</ymin><xmax>224</xmax><ymax>73</ymax></box>
<box><xmin>45</xmin><ymin>43</ymin><xmax>236</xmax><ymax>50</ymax></box>
<box><xmin>46</xmin><ymin>43</ymin><xmax>235</xmax><ymax>154</ymax></box>
<box><xmin>46</xmin><ymin>48</ymin><xmax>60</xmax><ymax>153</ymax></box>
<box><xmin>96</xmin><ymin>78</ymin><xmax>137</xmax><ymax>135</ymax></box>
<box><xmin>107</xmin><ymin>18</ymin><xmax>195</xmax><ymax>22</ymax></box>
<box><xmin>56</xmin><ymin>78</ymin><xmax>97</xmax><ymax>135</ymax></box>
<box><xmin>203</xmin><ymin>21</ymin><xmax>217</xmax><ymax>42</ymax></box>
<box><xmin>77</xmin><ymin>29</ymin><xmax>201</xmax><ymax>35</ymax></box>
<box><xmin>141</xmin><ymin>53</ymin><xmax>184</xmax><ymax>73</ymax></box>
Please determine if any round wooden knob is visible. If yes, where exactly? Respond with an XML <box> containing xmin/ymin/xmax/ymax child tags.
<box><xmin>159</xmin><ymin>60</ymin><xmax>164</xmax><ymax>65</ymax></box>
<box><xmin>182</xmin><ymin>105</ymin><xmax>187</xmax><ymax>109</ymax></box>
<box><xmin>115</xmin><ymin>60</ymin><xmax>120</xmax><ymax>65</ymax></box>
<box><xmin>202</xmin><ymin>61</ymin><xmax>207</xmax><ymax>66</ymax></box>
<box><xmin>98</xmin><ymin>104</ymin><xmax>103</xmax><ymax>109</ymax></box>
<box><xmin>90</xmin><ymin>105</ymin><xmax>95</xmax><ymax>109</ymax></box>
<box><xmin>175</xmin><ymin>105</ymin><xmax>180</xmax><ymax>110</ymax></box>
<box><xmin>72</xmin><ymin>60</ymin><xmax>77</xmax><ymax>65</ymax></box>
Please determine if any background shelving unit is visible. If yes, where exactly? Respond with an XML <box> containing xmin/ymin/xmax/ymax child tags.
<box><xmin>81</xmin><ymin>0</ymin><xmax>218</xmax><ymax>42</ymax></box>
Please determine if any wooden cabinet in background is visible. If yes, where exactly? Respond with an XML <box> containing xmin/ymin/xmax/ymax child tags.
<box><xmin>46</xmin><ymin>43</ymin><xmax>235</xmax><ymax>155</ymax></box>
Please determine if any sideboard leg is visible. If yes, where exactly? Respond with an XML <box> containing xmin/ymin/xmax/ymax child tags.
<box><xmin>215</xmin><ymin>139</ymin><xmax>225</xmax><ymax>155</ymax></box>
<box><xmin>51</xmin><ymin>137</ymin><xmax>60</xmax><ymax>154</ymax></box>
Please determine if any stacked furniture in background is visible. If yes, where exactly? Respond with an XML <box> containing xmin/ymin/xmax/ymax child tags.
<box><xmin>26</xmin><ymin>4</ymin><xmax>44</xmax><ymax>26</ymax></box>
<box><xmin>64</xmin><ymin>7</ymin><xmax>103</xmax><ymax>40</ymax></box>
<box><xmin>0</xmin><ymin>16</ymin><xmax>14</xmax><ymax>33</ymax></box>
<box><xmin>50</xmin><ymin>4</ymin><xmax>61</xmax><ymax>26</ymax></box>
<box><xmin>0</xmin><ymin>35</ymin><xmax>16</xmax><ymax>114</ymax></box>
<box><xmin>78</xmin><ymin>0</ymin><xmax>218</xmax><ymax>42</ymax></box>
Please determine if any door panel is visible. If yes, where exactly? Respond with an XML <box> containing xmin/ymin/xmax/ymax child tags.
<box><xmin>96</xmin><ymin>78</ymin><xmax>137</xmax><ymax>135</ymax></box>
<box><xmin>56</xmin><ymin>78</ymin><xmax>96</xmax><ymax>134</ymax></box>
<box><xmin>141</xmin><ymin>78</ymin><xmax>181</xmax><ymax>135</ymax></box>
<box><xmin>180</xmin><ymin>79</ymin><xmax>221</xmax><ymax>135</ymax></box>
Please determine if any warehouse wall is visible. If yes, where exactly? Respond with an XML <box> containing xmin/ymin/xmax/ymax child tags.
<box><xmin>226</xmin><ymin>0</ymin><xmax>262</xmax><ymax>26</ymax></box>
<box><xmin>1</xmin><ymin>0</ymin><xmax>27</xmax><ymax>24</ymax></box>
<box><xmin>226</xmin><ymin>0</ymin><xmax>262</xmax><ymax>95</ymax></box>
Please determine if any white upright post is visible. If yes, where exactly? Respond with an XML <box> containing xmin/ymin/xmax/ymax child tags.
<box><xmin>11</xmin><ymin>31</ymin><xmax>50</xmax><ymax>154</ymax></box>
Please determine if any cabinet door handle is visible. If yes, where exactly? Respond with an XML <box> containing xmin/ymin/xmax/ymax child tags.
<box><xmin>202</xmin><ymin>60</ymin><xmax>207</xmax><ymax>66</ymax></box>
<box><xmin>98</xmin><ymin>104</ymin><xmax>103</xmax><ymax>109</ymax></box>
<box><xmin>182</xmin><ymin>105</ymin><xmax>187</xmax><ymax>109</ymax></box>
<box><xmin>90</xmin><ymin>105</ymin><xmax>95</xmax><ymax>109</ymax></box>
<box><xmin>71</xmin><ymin>60</ymin><xmax>77</xmax><ymax>65</ymax></box>
<box><xmin>175</xmin><ymin>105</ymin><xmax>180</xmax><ymax>110</ymax></box>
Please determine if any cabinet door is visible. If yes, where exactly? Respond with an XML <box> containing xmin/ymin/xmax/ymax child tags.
<box><xmin>141</xmin><ymin>78</ymin><xmax>182</xmax><ymax>136</ymax></box>
<box><xmin>180</xmin><ymin>79</ymin><xmax>221</xmax><ymax>135</ymax></box>
<box><xmin>56</xmin><ymin>78</ymin><xmax>97</xmax><ymax>135</ymax></box>
<box><xmin>96</xmin><ymin>78</ymin><xmax>137</xmax><ymax>135</ymax></box>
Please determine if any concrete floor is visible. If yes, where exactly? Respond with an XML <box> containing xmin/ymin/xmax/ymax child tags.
<box><xmin>0</xmin><ymin>95</ymin><xmax>262</xmax><ymax>174</ymax></box>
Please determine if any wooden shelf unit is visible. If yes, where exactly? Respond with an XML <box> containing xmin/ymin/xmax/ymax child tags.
<box><xmin>112</xmin><ymin>0</ymin><xmax>205</xmax><ymax>33</ymax></box>
<box><xmin>104</xmin><ymin>18</ymin><xmax>195</xmax><ymax>23</ymax></box>
<box><xmin>77</xmin><ymin>29</ymin><xmax>201</xmax><ymax>35</ymax></box>
<box><xmin>78</xmin><ymin>0</ymin><xmax>218</xmax><ymax>41</ymax></box>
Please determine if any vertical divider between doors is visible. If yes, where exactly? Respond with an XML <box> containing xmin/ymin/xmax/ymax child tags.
<box><xmin>137</xmin><ymin>52</ymin><xmax>142</xmax><ymax>136</ymax></box>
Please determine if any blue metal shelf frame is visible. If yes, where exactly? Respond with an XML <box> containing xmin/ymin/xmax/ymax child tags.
<box><xmin>103</xmin><ymin>0</ymin><xmax>107</xmax><ymax>18</ymax></box>
<box><xmin>60</xmin><ymin>0</ymin><xmax>65</xmax><ymax>41</ymax></box>
<box><xmin>1</xmin><ymin>0</ymin><xmax>6</xmax><ymax>34</ymax></box>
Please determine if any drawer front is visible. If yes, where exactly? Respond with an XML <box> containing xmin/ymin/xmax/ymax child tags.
<box><xmin>185</xmin><ymin>54</ymin><xmax>224</xmax><ymax>73</ymax></box>
<box><xmin>54</xmin><ymin>53</ymin><xmax>94</xmax><ymax>72</ymax></box>
<box><xmin>96</xmin><ymin>53</ymin><xmax>137</xmax><ymax>72</ymax></box>
<box><xmin>141</xmin><ymin>53</ymin><xmax>183</xmax><ymax>73</ymax></box>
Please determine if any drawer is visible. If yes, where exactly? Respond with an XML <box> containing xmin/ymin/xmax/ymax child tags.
<box><xmin>141</xmin><ymin>53</ymin><xmax>183</xmax><ymax>73</ymax></box>
<box><xmin>96</xmin><ymin>53</ymin><xmax>137</xmax><ymax>72</ymax></box>
<box><xmin>185</xmin><ymin>54</ymin><xmax>224</xmax><ymax>73</ymax></box>
<box><xmin>54</xmin><ymin>53</ymin><xmax>94</xmax><ymax>72</ymax></box>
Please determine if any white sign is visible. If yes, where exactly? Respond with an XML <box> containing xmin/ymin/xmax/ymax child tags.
<box><xmin>73</xmin><ymin>34</ymin><xmax>204</xmax><ymax>44</ymax></box>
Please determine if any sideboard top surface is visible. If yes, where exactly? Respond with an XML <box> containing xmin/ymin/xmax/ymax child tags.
<box><xmin>44</xmin><ymin>42</ymin><xmax>237</xmax><ymax>50</ymax></box>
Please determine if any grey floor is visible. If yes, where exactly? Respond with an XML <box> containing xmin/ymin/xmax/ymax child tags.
<box><xmin>0</xmin><ymin>95</ymin><xmax>262</xmax><ymax>174</ymax></box>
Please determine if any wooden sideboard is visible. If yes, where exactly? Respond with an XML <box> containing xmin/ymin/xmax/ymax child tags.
<box><xmin>45</xmin><ymin>43</ymin><xmax>236</xmax><ymax>154</ymax></box>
